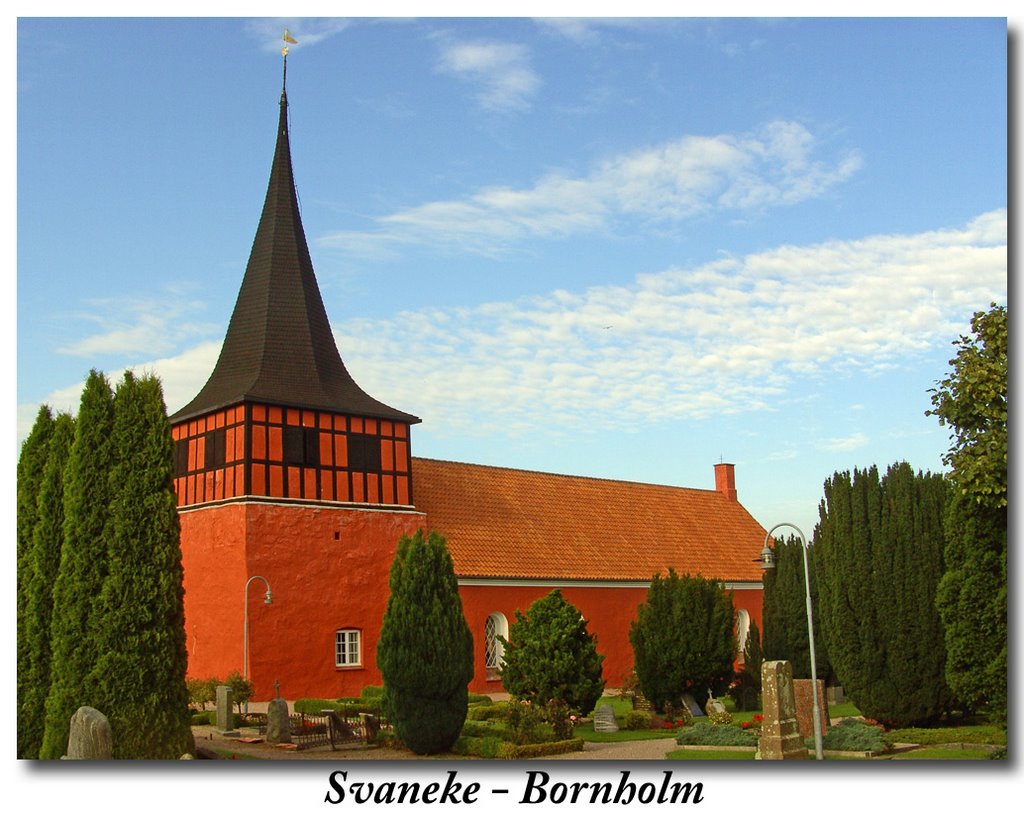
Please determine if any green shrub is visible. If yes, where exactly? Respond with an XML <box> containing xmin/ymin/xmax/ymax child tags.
<box><xmin>467</xmin><ymin>693</ymin><xmax>493</xmax><ymax>705</ymax></box>
<box><xmin>814</xmin><ymin>718</ymin><xmax>889</xmax><ymax>753</ymax></box>
<box><xmin>461</xmin><ymin>720</ymin><xmax>507</xmax><ymax>739</ymax></box>
<box><xmin>468</xmin><ymin>703</ymin><xmax>509</xmax><ymax>721</ymax></box>
<box><xmin>675</xmin><ymin>720</ymin><xmax>757</xmax><ymax>747</ymax></box>
<box><xmin>378</xmin><ymin>530</ymin><xmax>474</xmax><ymax>755</ymax></box>
<box><xmin>190</xmin><ymin>710</ymin><xmax>214</xmax><ymax>726</ymax></box>
<box><xmin>360</xmin><ymin>685</ymin><xmax>384</xmax><ymax>699</ymax></box>
<box><xmin>495</xmin><ymin>739</ymin><xmax>585</xmax><ymax>759</ymax></box>
<box><xmin>506</xmin><ymin>700</ymin><xmax>547</xmax><ymax>745</ymax></box>
<box><xmin>624</xmin><ymin>710</ymin><xmax>653</xmax><ymax>730</ymax></box>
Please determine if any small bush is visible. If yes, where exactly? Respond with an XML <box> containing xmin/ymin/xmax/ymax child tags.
<box><xmin>461</xmin><ymin>720</ymin><xmax>507</xmax><ymax>739</ymax></box>
<box><xmin>360</xmin><ymin>685</ymin><xmax>384</xmax><ymax>699</ymax></box>
<box><xmin>495</xmin><ymin>739</ymin><xmax>585</xmax><ymax>759</ymax></box>
<box><xmin>506</xmin><ymin>700</ymin><xmax>547</xmax><ymax>745</ymax></box>
<box><xmin>624</xmin><ymin>710</ymin><xmax>653</xmax><ymax>730</ymax></box>
<box><xmin>187</xmin><ymin>677</ymin><xmax>218</xmax><ymax>711</ymax></box>
<box><xmin>190</xmin><ymin>710</ymin><xmax>214</xmax><ymax>726</ymax></box>
<box><xmin>467</xmin><ymin>702</ymin><xmax>509</xmax><ymax>721</ymax></box>
<box><xmin>814</xmin><ymin>718</ymin><xmax>889</xmax><ymax>753</ymax></box>
<box><xmin>675</xmin><ymin>720</ymin><xmax>757</xmax><ymax>747</ymax></box>
<box><xmin>467</xmin><ymin>693</ymin><xmax>493</xmax><ymax>705</ymax></box>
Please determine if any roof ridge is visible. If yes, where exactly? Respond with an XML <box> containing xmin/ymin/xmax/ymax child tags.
<box><xmin>412</xmin><ymin>455</ymin><xmax>719</xmax><ymax>494</ymax></box>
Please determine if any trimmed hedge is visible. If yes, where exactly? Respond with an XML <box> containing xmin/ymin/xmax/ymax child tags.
<box><xmin>461</xmin><ymin>720</ymin><xmax>508</xmax><ymax>739</ymax></box>
<box><xmin>496</xmin><ymin>738</ymin><xmax>585</xmax><ymax>759</ymax></box>
<box><xmin>294</xmin><ymin>697</ymin><xmax>382</xmax><ymax>716</ymax></box>
<box><xmin>813</xmin><ymin>718</ymin><xmax>888</xmax><ymax>753</ymax></box>
<box><xmin>467</xmin><ymin>703</ymin><xmax>510</xmax><ymax>721</ymax></box>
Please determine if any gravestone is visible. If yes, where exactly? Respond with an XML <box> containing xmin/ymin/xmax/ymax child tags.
<box><xmin>266</xmin><ymin>697</ymin><xmax>291</xmax><ymax>744</ymax></box>
<box><xmin>216</xmin><ymin>685</ymin><xmax>239</xmax><ymax>736</ymax></box>
<box><xmin>680</xmin><ymin>693</ymin><xmax>705</xmax><ymax>717</ymax></box>
<box><xmin>63</xmin><ymin>706</ymin><xmax>112</xmax><ymax>760</ymax></box>
<box><xmin>793</xmin><ymin>678</ymin><xmax>828</xmax><ymax>738</ymax></box>
<box><xmin>756</xmin><ymin>660</ymin><xmax>807</xmax><ymax>760</ymax></box>
<box><xmin>592</xmin><ymin>703</ymin><xmax>619</xmax><ymax>733</ymax></box>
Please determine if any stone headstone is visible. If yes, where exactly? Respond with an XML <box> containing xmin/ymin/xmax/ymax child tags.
<box><xmin>705</xmin><ymin>697</ymin><xmax>727</xmax><ymax>716</ymax></box>
<box><xmin>592</xmin><ymin>703</ymin><xmax>619</xmax><ymax>733</ymax></box>
<box><xmin>680</xmin><ymin>693</ymin><xmax>705</xmax><ymax>717</ymax></box>
<box><xmin>216</xmin><ymin>685</ymin><xmax>239</xmax><ymax>735</ymax></box>
<box><xmin>266</xmin><ymin>697</ymin><xmax>291</xmax><ymax>744</ymax></box>
<box><xmin>64</xmin><ymin>706</ymin><xmax>112</xmax><ymax>760</ymax></box>
<box><xmin>793</xmin><ymin>678</ymin><xmax>828</xmax><ymax>738</ymax></box>
<box><xmin>756</xmin><ymin>660</ymin><xmax>807</xmax><ymax>760</ymax></box>
<box><xmin>827</xmin><ymin>685</ymin><xmax>844</xmax><ymax>706</ymax></box>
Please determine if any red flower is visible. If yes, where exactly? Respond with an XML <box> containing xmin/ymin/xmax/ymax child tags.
<box><xmin>753</xmin><ymin>714</ymin><xmax>764</xmax><ymax>722</ymax></box>
<box><xmin>742</xmin><ymin>721</ymin><xmax>751</xmax><ymax>729</ymax></box>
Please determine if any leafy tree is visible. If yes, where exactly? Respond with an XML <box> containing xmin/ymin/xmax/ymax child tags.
<box><xmin>761</xmin><ymin>534</ymin><xmax>831</xmax><ymax>682</ymax></box>
<box><xmin>41</xmin><ymin>371</ymin><xmax>116</xmax><ymax>759</ymax></box>
<box><xmin>225</xmin><ymin>671</ymin><xmax>255</xmax><ymax>714</ymax></box>
<box><xmin>19</xmin><ymin>412</ymin><xmax>74</xmax><ymax>758</ymax></box>
<box><xmin>929</xmin><ymin>303</ymin><xmax>1007</xmax><ymax>724</ymax></box>
<box><xmin>16</xmin><ymin>405</ymin><xmax>55</xmax><ymax>758</ymax></box>
<box><xmin>814</xmin><ymin>463</ymin><xmax>951</xmax><ymax>727</ymax></box>
<box><xmin>629</xmin><ymin>570</ymin><xmax>735</xmax><ymax>712</ymax></box>
<box><xmin>88</xmin><ymin>372</ymin><xmax>193</xmax><ymax>758</ymax></box>
<box><xmin>499</xmin><ymin>589</ymin><xmax>605</xmax><ymax>716</ymax></box>
<box><xmin>377</xmin><ymin>529</ymin><xmax>474</xmax><ymax>755</ymax></box>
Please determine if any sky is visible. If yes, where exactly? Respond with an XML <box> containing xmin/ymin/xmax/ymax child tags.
<box><xmin>15</xmin><ymin>15</ymin><xmax>1007</xmax><ymax>542</ymax></box>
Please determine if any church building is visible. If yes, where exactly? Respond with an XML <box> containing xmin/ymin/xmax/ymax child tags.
<box><xmin>170</xmin><ymin>68</ymin><xmax>768</xmax><ymax>701</ymax></box>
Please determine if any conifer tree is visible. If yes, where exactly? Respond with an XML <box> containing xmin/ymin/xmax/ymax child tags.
<box><xmin>90</xmin><ymin>372</ymin><xmax>193</xmax><ymax>758</ymax></box>
<box><xmin>16</xmin><ymin>405</ymin><xmax>54</xmax><ymax>758</ymax></box>
<box><xmin>761</xmin><ymin>534</ymin><xmax>831</xmax><ymax>682</ymax></box>
<box><xmin>20</xmin><ymin>413</ymin><xmax>75</xmax><ymax>759</ymax></box>
<box><xmin>499</xmin><ymin>589</ymin><xmax>605</xmax><ymax>715</ymax></box>
<box><xmin>629</xmin><ymin>570</ymin><xmax>735</xmax><ymax>712</ymax></box>
<box><xmin>41</xmin><ymin>371</ymin><xmax>115</xmax><ymax>759</ymax></box>
<box><xmin>814</xmin><ymin>463</ymin><xmax>950</xmax><ymax>727</ymax></box>
<box><xmin>929</xmin><ymin>304</ymin><xmax>1007</xmax><ymax>724</ymax></box>
<box><xmin>377</xmin><ymin>529</ymin><xmax>474</xmax><ymax>755</ymax></box>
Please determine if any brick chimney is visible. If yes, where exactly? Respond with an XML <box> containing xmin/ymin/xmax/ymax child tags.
<box><xmin>714</xmin><ymin>462</ymin><xmax>737</xmax><ymax>501</ymax></box>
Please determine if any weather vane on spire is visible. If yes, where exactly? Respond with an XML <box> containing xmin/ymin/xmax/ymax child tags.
<box><xmin>281</xmin><ymin>28</ymin><xmax>298</xmax><ymax>92</ymax></box>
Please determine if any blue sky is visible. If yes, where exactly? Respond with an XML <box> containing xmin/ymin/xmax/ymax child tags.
<box><xmin>16</xmin><ymin>15</ymin><xmax>1007</xmax><ymax>540</ymax></box>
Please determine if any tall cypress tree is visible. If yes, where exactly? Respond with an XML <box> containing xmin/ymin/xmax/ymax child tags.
<box><xmin>377</xmin><ymin>529</ymin><xmax>474</xmax><ymax>755</ymax></box>
<box><xmin>814</xmin><ymin>463</ymin><xmax>950</xmax><ymax>727</ymax></box>
<box><xmin>16</xmin><ymin>405</ymin><xmax>55</xmax><ymax>758</ymax></box>
<box><xmin>41</xmin><ymin>371</ymin><xmax>116</xmax><ymax>759</ymax></box>
<box><xmin>761</xmin><ymin>534</ymin><xmax>830</xmax><ymax>682</ymax></box>
<box><xmin>20</xmin><ymin>413</ymin><xmax>75</xmax><ymax>759</ymax></box>
<box><xmin>90</xmin><ymin>372</ymin><xmax>193</xmax><ymax>758</ymax></box>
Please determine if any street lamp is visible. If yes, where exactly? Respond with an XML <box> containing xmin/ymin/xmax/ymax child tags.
<box><xmin>243</xmin><ymin>575</ymin><xmax>273</xmax><ymax>685</ymax></box>
<box><xmin>760</xmin><ymin>523</ymin><xmax>824</xmax><ymax>761</ymax></box>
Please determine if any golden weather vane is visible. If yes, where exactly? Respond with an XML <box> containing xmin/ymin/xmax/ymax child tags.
<box><xmin>282</xmin><ymin>27</ymin><xmax>298</xmax><ymax>57</ymax></box>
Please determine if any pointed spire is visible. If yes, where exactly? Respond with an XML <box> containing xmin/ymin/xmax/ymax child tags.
<box><xmin>172</xmin><ymin>84</ymin><xmax>418</xmax><ymax>425</ymax></box>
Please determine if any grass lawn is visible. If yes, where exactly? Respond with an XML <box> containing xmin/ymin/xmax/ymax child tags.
<box><xmin>575</xmin><ymin>725</ymin><xmax>679</xmax><ymax>743</ymax></box>
<box><xmin>888</xmin><ymin>746</ymin><xmax>996</xmax><ymax>760</ymax></box>
<box><xmin>667</xmin><ymin>748</ymin><xmax>755</xmax><ymax>761</ymax></box>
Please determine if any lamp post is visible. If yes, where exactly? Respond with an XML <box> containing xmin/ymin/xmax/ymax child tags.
<box><xmin>760</xmin><ymin>523</ymin><xmax>824</xmax><ymax>761</ymax></box>
<box><xmin>243</xmin><ymin>575</ymin><xmax>273</xmax><ymax>688</ymax></box>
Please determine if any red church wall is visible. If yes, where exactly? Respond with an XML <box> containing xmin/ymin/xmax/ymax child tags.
<box><xmin>459</xmin><ymin>583</ymin><xmax>763</xmax><ymax>694</ymax></box>
<box><xmin>181</xmin><ymin>501</ymin><xmax>424</xmax><ymax>701</ymax></box>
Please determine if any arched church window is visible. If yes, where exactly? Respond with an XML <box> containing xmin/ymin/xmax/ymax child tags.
<box><xmin>484</xmin><ymin>612</ymin><xmax>508</xmax><ymax>681</ymax></box>
<box><xmin>736</xmin><ymin>609</ymin><xmax>750</xmax><ymax>663</ymax></box>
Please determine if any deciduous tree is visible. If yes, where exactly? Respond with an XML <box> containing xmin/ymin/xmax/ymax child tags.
<box><xmin>929</xmin><ymin>303</ymin><xmax>1007</xmax><ymax>724</ymax></box>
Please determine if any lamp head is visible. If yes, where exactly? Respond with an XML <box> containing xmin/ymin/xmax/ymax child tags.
<box><xmin>759</xmin><ymin>543</ymin><xmax>776</xmax><ymax>570</ymax></box>
<box><xmin>264</xmin><ymin>589</ymin><xmax>273</xmax><ymax>605</ymax></box>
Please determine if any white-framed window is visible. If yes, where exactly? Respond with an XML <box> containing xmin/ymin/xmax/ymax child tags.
<box><xmin>335</xmin><ymin>629</ymin><xmax>362</xmax><ymax>667</ymax></box>
<box><xmin>484</xmin><ymin>612</ymin><xmax>508</xmax><ymax>680</ymax></box>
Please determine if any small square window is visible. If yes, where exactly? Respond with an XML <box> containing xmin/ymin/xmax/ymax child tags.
<box><xmin>335</xmin><ymin>629</ymin><xmax>362</xmax><ymax>667</ymax></box>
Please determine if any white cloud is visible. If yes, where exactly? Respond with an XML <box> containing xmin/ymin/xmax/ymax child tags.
<box><xmin>21</xmin><ymin>211</ymin><xmax>1005</xmax><ymax>448</ymax></box>
<box><xmin>321</xmin><ymin>121</ymin><xmax>863</xmax><ymax>255</ymax></box>
<box><xmin>436</xmin><ymin>40</ymin><xmax>541</xmax><ymax>112</ymax></box>
<box><xmin>336</xmin><ymin>210</ymin><xmax>1006</xmax><ymax>436</ymax></box>
<box><xmin>56</xmin><ymin>293</ymin><xmax>217</xmax><ymax>360</ymax></box>
<box><xmin>819</xmin><ymin>432</ymin><xmax>870</xmax><ymax>453</ymax></box>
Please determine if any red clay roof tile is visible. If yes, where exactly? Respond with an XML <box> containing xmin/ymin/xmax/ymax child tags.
<box><xmin>412</xmin><ymin>458</ymin><xmax>767</xmax><ymax>583</ymax></box>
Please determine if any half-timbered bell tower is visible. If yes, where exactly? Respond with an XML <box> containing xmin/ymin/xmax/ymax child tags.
<box><xmin>170</xmin><ymin>57</ymin><xmax>423</xmax><ymax>699</ymax></box>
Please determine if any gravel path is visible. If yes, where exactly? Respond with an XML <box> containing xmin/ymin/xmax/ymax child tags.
<box><xmin>192</xmin><ymin>727</ymin><xmax>678</xmax><ymax>762</ymax></box>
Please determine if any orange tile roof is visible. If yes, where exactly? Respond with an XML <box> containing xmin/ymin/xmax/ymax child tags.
<box><xmin>411</xmin><ymin>458</ymin><xmax>767</xmax><ymax>583</ymax></box>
